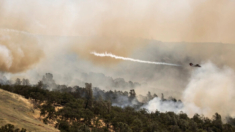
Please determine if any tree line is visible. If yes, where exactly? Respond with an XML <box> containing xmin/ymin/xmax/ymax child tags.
<box><xmin>0</xmin><ymin>76</ymin><xmax>235</xmax><ymax>132</ymax></box>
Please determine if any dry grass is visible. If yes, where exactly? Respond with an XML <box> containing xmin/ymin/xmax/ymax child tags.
<box><xmin>0</xmin><ymin>89</ymin><xmax>59</xmax><ymax>132</ymax></box>
<box><xmin>91</xmin><ymin>117</ymin><xmax>114</xmax><ymax>132</ymax></box>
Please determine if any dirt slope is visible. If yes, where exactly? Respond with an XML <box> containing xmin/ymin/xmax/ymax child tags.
<box><xmin>0</xmin><ymin>89</ymin><xmax>59</xmax><ymax>132</ymax></box>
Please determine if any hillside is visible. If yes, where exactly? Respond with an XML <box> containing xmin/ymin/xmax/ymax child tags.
<box><xmin>0</xmin><ymin>89</ymin><xmax>59</xmax><ymax>132</ymax></box>
<box><xmin>0</xmin><ymin>84</ymin><xmax>234</xmax><ymax>132</ymax></box>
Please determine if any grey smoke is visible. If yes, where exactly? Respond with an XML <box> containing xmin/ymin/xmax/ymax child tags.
<box><xmin>140</xmin><ymin>62</ymin><xmax>235</xmax><ymax>120</ymax></box>
<box><xmin>2</xmin><ymin>35</ymin><xmax>235</xmax><ymax>120</ymax></box>
<box><xmin>0</xmin><ymin>73</ymin><xmax>9</xmax><ymax>85</ymax></box>
<box><xmin>182</xmin><ymin>62</ymin><xmax>235</xmax><ymax>118</ymax></box>
<box><xmin>81</xmin><ymin>72</ymin><xmax>140</xmax><ymax>90</ymax></box>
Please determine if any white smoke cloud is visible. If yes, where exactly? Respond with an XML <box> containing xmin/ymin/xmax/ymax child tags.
<box><xmin>143</xmin><ymin>62</ymin><xmax>235</xmax><ymax>119</ymax></box>
<box><xmin>112</xmin><ymin>96</ymin><xmax>139</xmax><ymax>108</ymax></box>
<box><xmin>182</xmin><ymin>62</ymin><xmax>235</xmax><ymax>118</ymax></box>
<box><xmin>141</xmin><ymin>97</ymin><xmax>183</xmax><ymax>113</ymax></box>
<box><xmin>0</xmin><ymin>44</ymin><xmax>12</xmax><ymax>68</ymax></box>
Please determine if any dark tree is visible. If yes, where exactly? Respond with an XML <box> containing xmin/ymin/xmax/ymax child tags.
<box><xmin>22</xmin><ymin>79</ymin><xmax>30</xmax><ymax>86</ymax></box>
<box><xmin>129</xmin><ymin>89</ymin><xmax>136</xmax><ymax>101</ymax></box>
<box><xmin>15</xmin><ymin>78</ymin><xmax>22</xmax><ymax>85</ymax></box>
<box><xmin>85</xmin><ymin>83</ymin><xmax>93</xmax><ymax>109</ymax></box>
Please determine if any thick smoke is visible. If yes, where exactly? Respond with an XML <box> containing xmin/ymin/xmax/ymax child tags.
<box><xmin>182</xmin><ymin>62</ymin><xmax>235</xmax><ymax>118</ymax></box>
<box><xmin>0</xmin><ymin>30</ymin><xmax>43</xmax><ymax>73</ymax></box>
<box><xmin>0</xmin><ymin>44</ymin><xmax>12</xmax><ymax>69</ymax></box>
<box><xmin>1</xmin><ymin>0</ymin><xmax>235</xmax><ymax>66</ymax></box>
<box><xmin>143</xmin><ymin>62</ymin><xmax>235</xmax><ymax>119</ymax></box>
<box><xmin>0</xmin><ymin>73</ymin><xmax>9</xmax><ymax>84</ymax></box>
<box><xmin>1</xmin><ymin>0</ymin><xmax>235</xmax><ymax>120</ymax></box>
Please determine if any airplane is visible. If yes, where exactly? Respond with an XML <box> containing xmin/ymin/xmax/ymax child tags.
<box><xmin>189</xmin><ymin>63</ymin><xmax>201</xmax><ymax>67</ymax></box>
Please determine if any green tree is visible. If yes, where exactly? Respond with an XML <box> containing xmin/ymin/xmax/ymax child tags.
<box><xmin>22</xmin><ymin>79</ymin><xmax>30</xmax><ymax>86</ymax></box>
<box><xmin>40</xmin><ymin>103</ymin><xmax>56</xmax><ymax>124</ymax></box>
<box><xmin>15</xmin><ymin>78</ymin><xmax>22</xmax><ymax>85</ymax></box>
<box><xmin>78</xmin><ymin>125</ymin><xmax>90</xmax><ymax>132</ymax></box>
<box><xmin>212</xmin><ymin>113</ymin><xmax>222</xmax><ymax>132</ymax></box>
<box><xmin>85</xmin><ymin>83</ymin><xmax>93</xmax><ymax>109</ymax></box>
<box><xmin>116</xmin><ymin>122</ymin><xmax>132</xmax><ymax>132</ymax></box>
<box><xmin>131</xmin><ymin>118</ymin><xmax>143</xmax><ymax>132</ymax></box>
<box><xmin>0</xmin><ymin>124</ymin><xmax>26</xmax><ymax>132</ymax></box>
<box><xmin>55</xmin><ymin>120</ymin><xmax>70</xmax><ymax>132</ymax></box>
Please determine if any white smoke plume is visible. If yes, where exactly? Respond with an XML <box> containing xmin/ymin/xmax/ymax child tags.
<box><xmin>91</xmin><ymin>52</ymin><xmax>180</xmax><ymax>67</ymax></box>
<box><xmin>142</xmin><ymin>97</ymin><xmax>183</xmax><ymax>113</ymax></box>
<box><xmin>182</xmin><ymin>62</ymin><xmax>235</xmax><ymax>118</ymax></box>
<box><xmin>1</xmin><ymin>0</ymin><xmax>235</xmax><ymax>121</ymax></box>
<box><xmin>143</xmin><ymin>62</ymin><xmax>235</xmax><ymax>119</ymax></box>
<box><xmin>0</xmin><ymin>30</ymin><xmax>44</xmax><ymax>73</ymax></box>
<box><xmin>0</xmin><ymin>44</ymin><xmax>12</xmax><ymax>69</ymax></box>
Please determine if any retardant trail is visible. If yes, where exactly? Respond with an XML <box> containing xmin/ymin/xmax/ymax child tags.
<box><xmin>91</xmin><ymin>52</ymin><xmax>181</xmax><ymax>66</ymax></box>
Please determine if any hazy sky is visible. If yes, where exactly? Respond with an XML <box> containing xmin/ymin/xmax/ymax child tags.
<box><xmin>1</xmin><ymin>0</ymin><xmax>235</xmax><ymax>42</ymax></box>
<box><xmin>0</xmin><ymin>0</ymin><xmax>235</xmax><ymax>93</ymax></box>
<box><xmin>1</xmin><ymin>0</ymin><xmax>235</xmax><ymax>118</ymax></box>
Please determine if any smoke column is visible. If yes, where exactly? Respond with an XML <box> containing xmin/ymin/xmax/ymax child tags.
<box><xmin>0</xmin><ymin>29</ymin><xmax>44</xmax><ymax>73</ymax></box>
<box><xmin>182</xmin><ymin>62</ymin><xmax>235</xmax><ymax>118</ymax></box>
<box><xmin>142</xmin><ymin>62</ymin><xmax>235</xmax><ymax>120</ymax></box>
<box><xmin>91</xmin><ymin>52</ymin><xmax>180</xmax><ymax>66</ymax></box>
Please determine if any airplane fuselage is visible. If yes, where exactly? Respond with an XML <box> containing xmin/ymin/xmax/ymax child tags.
<box><xmin>189</xmin><ymin>63</ymin><xmax>201</xmax><ymax>67</ymax></box>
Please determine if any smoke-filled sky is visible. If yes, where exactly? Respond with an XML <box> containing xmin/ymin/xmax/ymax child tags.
<box><xmin>1</xmin><ymin>0</ymin><xmax>235</xmax><ymax>71</ymax></box>
<box><xmin>1</xmin><ymin>0</ymin><xmax>235</xmax><ymax>118</ymax></box>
